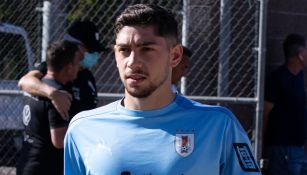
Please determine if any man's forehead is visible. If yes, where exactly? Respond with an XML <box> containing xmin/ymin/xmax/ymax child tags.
<box><xmin>115</xmin><ymin>26</ymin><xmax>164</xmax><ymax>46</ymax></box>
<box><xmin>116</xmin><ymin>40</ymin><xmax>158</xmax><ymax>47</ymax></box>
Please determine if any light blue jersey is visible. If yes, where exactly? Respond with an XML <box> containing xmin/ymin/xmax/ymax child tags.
<box><xmin>64</xmin><ymin>95</ymin><xmax>261</xmax><ymax>175</ymax></box>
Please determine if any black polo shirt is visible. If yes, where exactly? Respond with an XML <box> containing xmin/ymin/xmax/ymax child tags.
<box><xmin>35</xmin><ymin>62</ymin><xmax>98</xmax><ymax>118</ymax></box>
<box><xmin>17</xmin><ymin>78</ymin><xmax>69</xmax><ymax>175</ymax></box>
<box><xmin>265</xmin><ymin>65</ymin><xmax>306</xmax><ymax>146</ymax></box>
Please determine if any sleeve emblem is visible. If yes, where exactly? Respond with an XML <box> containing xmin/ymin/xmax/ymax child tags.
<box><xmin>233</xmin><ymin>143</ymin><xmax>260</xmax><ymax>172</ymax></box>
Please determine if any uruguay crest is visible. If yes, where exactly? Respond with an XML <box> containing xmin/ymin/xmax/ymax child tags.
<box><xmin>175</xmin><ymin>133</ymin><xmax>194</xmax><ymax>157</ymax></box>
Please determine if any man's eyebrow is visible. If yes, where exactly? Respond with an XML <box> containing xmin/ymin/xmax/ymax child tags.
<box><xmin>115</xmin><ymin>43</ymin><xmax>129</xmax><ymax>47</ymax></box>
<box><xmin>116</xmin><ymin>41</ymin><xmax>158</xmax><ymax>47</ymax></box>
<box><xmin>136</xmin><ymin>41</ymin><xmax>157</xmax><ymax>47</ymax></box>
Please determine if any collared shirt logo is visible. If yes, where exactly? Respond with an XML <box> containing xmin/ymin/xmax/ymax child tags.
<box><xmin>95</xmin><ymin>32</ymin><xmax>99</xmax><ymax>40</ymax></box>
<box><xmin>23</xmin><ymin>105</ymin><xmax>31</xmax><ymax>126</ymax></box>
<box><xmin>175</xmin><ymin>132</ymin><xmax>194</xmax><ymax>157</ymax></box>
<box><xmin>72</xmin><ymin>86</ymin><xmax>80</xmax><ymax>100</ymax></box>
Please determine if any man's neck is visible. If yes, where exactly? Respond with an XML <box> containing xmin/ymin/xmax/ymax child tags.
<box><xmin>45</xmin><ymin>71</ymin><xmax>68</xmax><ymax>84</ymax></box>
<box><xmin>123</xmin><ymin>86</ymin><xmax>176</xmax><ymax>111</ymax></box>
<box><xmin>286</xmin><ymin>58</ymin><xmax>303</xmax><ymax>75</ymax></box>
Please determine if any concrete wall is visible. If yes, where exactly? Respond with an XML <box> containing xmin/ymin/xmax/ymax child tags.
<box><xmin>266</xmin><ymin>0</ymin><xmax>307</xmax><ymax>74</ymax></box>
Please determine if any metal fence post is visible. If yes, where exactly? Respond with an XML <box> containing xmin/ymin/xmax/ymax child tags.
<box><xmin>41</xmin><ymin>1</ymin><xmax>51</xmax><ymax>62</ymax></box>
<box><xmin>255</xmin><ymin>0</ymin><xmax>268</xmax><ymax>160</ymax></box>
<box><xmin>218</xmin><ymin>0</ymin><xmax>231</xmax><ymax>97</ymax></box>
<box><xmin>181</xmin><ymin>0</ymin><xmax>190</xmax><ymax>95</ymax></box>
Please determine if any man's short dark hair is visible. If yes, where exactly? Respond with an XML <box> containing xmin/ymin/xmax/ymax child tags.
<box><xmin>46</xmin><ymin>40</ymin><xmax>79</xmax><ymax>72</ymax></box>
<box><xmin>115</xmin><ymin>4</ymin><xmax>178</xmax><ymax>43</ymax></box>
<box><xmin>283</xmin><ymin>33</ymin><xmax>306</xmax><ymax>62</ymax></box>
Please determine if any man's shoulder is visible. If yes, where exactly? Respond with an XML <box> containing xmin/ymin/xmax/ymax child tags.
<box><xmin>270</xmin><ymin>65</ymin><xmax>288</xmax><ymax>78</ymax></box>
<box><xmin>42</xmin><ymin>78</ymin><xmax>63</xmax><ymax>89</ymax></box>
<box><xmin>71</xmin><ymin>68</ymin><xmax>95</xmax><ymax>87</ymax></box>
<box><xmin>33</xmin><ymin>61</ymin><xmax>47</xmax><ymax>72</ymax></box>
<box><xmin>177</xmin><ymin>96</ymin><xmax>246</xmax><ymax>133</ymax></box>
<box><xmin>178</xmin><ymin>95</ymin><xmax>232</xmax><ymax>114</ymax></box>
<box><xmin>177</xmin><ymin>95</ymin><xmax>236</xmax><ymax>121</ymax></box>
<box><xmin>69</xmin><ymin>100</ymin><xmax>119</xmax><ymax>125</ymax></box>
<box><xmin>77</xmin><ymin>68</ymin><xmax>94</xmax><ymax>79</ymax></box>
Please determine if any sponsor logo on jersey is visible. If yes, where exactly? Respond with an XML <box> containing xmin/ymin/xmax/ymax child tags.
<box><xmin>22</xmin><ymin>105</ymin><xmax>31</xmax><ymax>126</ymax></box>
<box><xmin>175</xmin><ymin>132</ymin><xmax>194</xmax><ymax>157</ymax></box>
<box><xmin>233</xmin><ymin>143</ymin><xmax>260</xmax><ymax>172</ymax></box>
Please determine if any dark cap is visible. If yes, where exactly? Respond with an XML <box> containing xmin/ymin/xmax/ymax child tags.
<box><xmin>67</xmin><ymin>20</ymin><xmax>104</xmax><ymax>52</ymax></box>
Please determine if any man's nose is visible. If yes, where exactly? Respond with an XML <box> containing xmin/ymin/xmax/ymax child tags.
<box><xmin>127</xmin><ymin>51</ymin><xmax>142</xmax><ymax>68</ymax></box>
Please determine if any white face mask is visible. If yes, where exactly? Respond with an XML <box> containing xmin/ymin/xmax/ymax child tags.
<box><xmin>81</xmin><ymin>52</ymin><xmax>100</xmax><ymax>68</ymax></box>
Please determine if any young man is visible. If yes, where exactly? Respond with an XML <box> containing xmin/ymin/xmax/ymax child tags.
<box><xmin>264</xmin><ymin>33</ymin><xmax>307</xmax><ymax>175</ymax></box>
<box><xmin>64</xmin><ymin>4</ymin><xmax>261</xmax><ymax>175</ymax></box>
<box><xmin>18</xmin><ymin>20</ymin><xmax>104</xmax><ymax>119</ymax></box>
<box><xmin>171</xmin><ymin>46</ymin><xmax>192</xmax><ymax>93</ymax></box>
<box><xmin>17</xmin><ymin>41</ymin><xmax>82</xmax><ymax>175</ymax></box>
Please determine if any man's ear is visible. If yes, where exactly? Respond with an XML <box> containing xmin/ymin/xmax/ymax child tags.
<box><xmin>65</xmin><ymin>64</ymin><xmax>73</xmax><ymax>74</ymax></box>
<box><xmin>298</xmin><ymin>52</ymin><xmax>305</xmax><ymax>62</ymax></box>
<box><xmin>170</xmin><ymin>44</ymin><xmax>183</xmax><ymax>68</ymax></box>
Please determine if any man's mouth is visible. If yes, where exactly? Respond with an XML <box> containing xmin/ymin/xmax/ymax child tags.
<box><xmin>125</xmin><ymin>73</ymin><xmax>147</xmax><ymax>85</ymax></box>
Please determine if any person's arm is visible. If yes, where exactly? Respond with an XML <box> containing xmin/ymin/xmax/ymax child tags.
<box><xmin>220</xmin><ymin>110</ymin><xmax>261</xmax><ymax>175</ymax></box>
<box><xmin>18</xmin><ymin>70</ymin><xmax>52</xmax><ymax>97</ymax></box>
<box><xmin>263</xmin><ymin>101</ymin><xmax>274</xmax><ymax>139</ymax></box>
<box><xmin>49</xmin><ymin>104</ymin><xmax>69</xmax><ymax>149</ymax></box>
<box><xmin>50</xmin><ymin>127</ymin><xmax>67</xmax><ymax>149</ymax></box>
<box><xmin>18</xmin><ymin>70</ymin><xmax>72</xmax><ymax>119</ymax></box>
<box><xmin>262</xmin><ymin>72</ymin><xmax>277</xmax><ymax>153</ymax></box>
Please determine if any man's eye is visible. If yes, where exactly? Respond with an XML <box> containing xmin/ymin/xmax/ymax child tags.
<box><xmin>119</xmin><ymin>48</ymin><xmax>130</xmax><ymax>52</ymax></box>
<box><xmin>142</xmin><ymin>47</ymin><xmax>154</xmax><ymax>51</ymax></box>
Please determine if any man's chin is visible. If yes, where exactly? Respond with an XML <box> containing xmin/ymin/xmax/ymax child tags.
<box><xmin>127</xmin><ymin>90</ymin><xmax>152</xmax><ymax>98</ymax></box>
<box><xmin>125</xmin><ymin>83</ymin><xmax>158</xmax><ymax>98</ymax></box>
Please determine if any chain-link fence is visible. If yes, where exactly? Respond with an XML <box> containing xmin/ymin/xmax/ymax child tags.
<box><xmin>0</xmin><ymin>0</ymin><xmax>266</xmax><ymax>174</ymax></box>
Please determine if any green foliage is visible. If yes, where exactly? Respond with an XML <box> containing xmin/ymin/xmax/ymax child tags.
<box><xmin>66</xmin><ymin>0</ymin><xmax>96</xmax><ymax>21</ymax></box>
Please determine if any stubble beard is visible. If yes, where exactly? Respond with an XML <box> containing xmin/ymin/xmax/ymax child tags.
<box><xmin>126</xmin><ymin>84</ymin><xmax>157</xmax><ymax>98</ymax></box>
<box><xmin>124</xmin><ymin>72</ymin><xmax>169</xmax><ymax>98</ymax></box>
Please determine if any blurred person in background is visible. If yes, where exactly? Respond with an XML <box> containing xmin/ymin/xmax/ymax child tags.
<box><xmin>18</xmin><ymin>20</ymin><xmax>105</xmax><ymax>120</ymax></box>
<box><xmin>17</xmin><ymin>41</ymin><xmax>81</xmax><ymax>175</ymax></box>
<box><xmin>171</xmin><ymin>46</ymin><xmax>191</xmax><ymax>93</ymax></box>
<box><xmin>264</xmin><ymin>33</ymin><xmax>307</xmax><ymax>175</ymax></box>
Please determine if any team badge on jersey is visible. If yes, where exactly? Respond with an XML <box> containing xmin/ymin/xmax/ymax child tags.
<box><xmin>175</xmin><ymin>132</ymin><xmax>194</xmax><ymax>157</ymax></box>
<box><xmin>233</xmin><ymin>143</ymin><xmax>260</xmax><ymax>172</ymax></box>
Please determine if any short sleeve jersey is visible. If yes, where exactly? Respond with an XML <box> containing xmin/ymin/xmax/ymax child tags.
<box><xmin>265</xmin><ymin>65</ymin><xmax>306</xmax><ymax>146</ymax></box>
<box><xmin>18</xmin><ymin>78</ymin><xmax>69</xmax><ymax>175</ymax></box>
<box><xmin>35</xmin><ymin>62</ymin><xmax>98</xmax><ymax>117</ymax></box>
<box><xmin>64</xmin><ymin>95</ymin><xmax>261</xmax><ymax>175</ymax></box>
